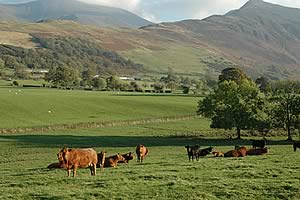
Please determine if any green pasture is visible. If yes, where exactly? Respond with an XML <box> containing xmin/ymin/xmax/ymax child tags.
<box><xmin>0</xmin><ymin>88</ymin><xmax>198</xmax><ymax>129</ymax></box>
<box><xmin>0</xmin><ymin>119</ymin><xmax>299</xmax><ymax>200</ymax></box>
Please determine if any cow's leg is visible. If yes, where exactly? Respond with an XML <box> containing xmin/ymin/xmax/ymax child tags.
<box><xmin>93</xmin><ymin>164</ymin><xmax>96</xmax><ymax>176</ymax></box>
<box><xmin>90</xmin><ymin>165</ymin><xmax>93</xmax><ymax>175</ymax></box>
<box><xmin>67</xmin><ymin>167</ymin><xmax>71</xmax><ymax>177</ymax></box>
<box><xmin>73</xmin><ymin>165</ymin><xmax>78</xmax><ymax>177</ymax></box>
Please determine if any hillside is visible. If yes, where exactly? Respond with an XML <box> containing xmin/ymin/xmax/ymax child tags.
<box><xmin>0</xmin><ymin>0</ymin><xmax>300</xmax><ymax>80</ymax></box>
<box><xmin>0</xmin><ymin>0</ymin><xmax>152</xmax><ymax>28</ymax></box>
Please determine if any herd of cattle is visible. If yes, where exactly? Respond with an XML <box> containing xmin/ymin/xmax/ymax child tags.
<box><xmin>47</xmin><ymin>144</ymin><xmax>149</xmax><ymax>177</ymax></box>
<box><xmin>47</xmin><ymin>140</ymin><xmax>300</xmax><ymax>177</ymax></box>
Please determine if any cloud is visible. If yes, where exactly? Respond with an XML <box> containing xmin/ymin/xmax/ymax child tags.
<box><xmin>77</xmin><ymin>0</ymin><xmax>300</xmax><ymax>22</ymax></box>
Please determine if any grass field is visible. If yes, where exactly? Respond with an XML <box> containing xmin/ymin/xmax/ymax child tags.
<box><xmin>0</xmin><ymin>119</ymin><xmax>299</xmax><ymax>200</ymax></box>
<box><xmin>0</xmin><ymin>88</ymin><xmax>299</xmax><ymax>199</ymax></box>
<box><xmin>0</xmin><ymin>88</ymin><xmax>198</xmax><ymax>130</ymax></box>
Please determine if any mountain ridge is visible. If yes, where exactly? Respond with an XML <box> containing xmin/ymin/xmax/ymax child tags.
<box><xmin>0</xmin><ymin>0</ymin><xmax>152</xmax><ymax>28</ymax></box>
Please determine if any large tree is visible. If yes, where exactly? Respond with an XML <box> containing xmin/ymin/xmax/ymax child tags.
<box><xmin>198</xmin><ymin>79</ymin><xmax>268</xmax><ymax>139</ymax></box>
<box><xmin>45</xmin><ymin>65</ymin><xmax>79</xmax><ymax>87</ymax></box>
<box><xmin>270</xmin><ymin>81</ymin><xmax>300</xmax><ymax>140</ymax></box>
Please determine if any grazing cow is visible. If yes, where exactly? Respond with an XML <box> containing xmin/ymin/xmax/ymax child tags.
<box><xmin>104</xmin><ymin>154</ymin><xmax>125</xmax><ymax>168</ymax></box>
<box><xmin>118</xmin><ymin>152</ymin><xmax>134</xmax><ymax>163</ymax></box>
<box><xmin>185</xmin><ymin>145</ymin><xmax>200</xmax><ymax>161</ymax></box>
<box><xmin>97</xmin><ymin>151</ymin><xmax>106</xmax><ymax>168</ymax></box>
<box><xmin>246</xmin><ymin>148</ymin><xmax>268</xmax><ymax>155</ymax></box>
<box><xmin>293</xmin><ymin>142</ymin><xmax>300</xmax><ymax>152</ymax></box>
<box><xmin>251</xmin><ymin>139</ymin><xmax>266</xmax><ymax>149</ymax></box>
<box><xmin>136</xmin><ymin>145</ymin><xmax>149</xmax><ymax>163</ymax></box>
<box><xmin>57</xmin><ymin>147</ymin><xmax>98</xmax><ymax>177</ymax></box>
<box><xmin>224</xmin><ymin>146</ymin><xmax>247</xmax><ymax>157</ymax></box>
<box><xmin>198</xmin><ymin>146</ymin><xmax>213</xmax><ymax>157</ymax></box>
<box><xmin>212</xmin><ymin>151</ymin><xmax>224</xmax><ymax>157</ymax></box>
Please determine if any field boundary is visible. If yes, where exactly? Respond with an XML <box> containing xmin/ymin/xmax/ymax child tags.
<box><xmin>0</xmin><ymin>115</ymin><xmax>197</xmax><ymax>134</ymax></box>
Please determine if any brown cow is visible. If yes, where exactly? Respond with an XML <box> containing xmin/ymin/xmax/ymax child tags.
<box><xmin>224</xmin><ymin>146</ymin><xmax>247</xmax><ymax>157</ymax></box>
<box><xmin>97</xmin><ymin>151</ymin><xmax>106</xmax><ymax>169</ymax></box>
<box><xmin>118</xmin><ymin>152</ymin><xmax>134</xmax><ymax>163</ymax></box>
<box><xmin>57</xmin><ymin>147</ymin><xmax>98</xmax><ymax>177</ymax></box>
<box><xmin>212</xmin><ymin>151</ymin><xmax>224</xmax><ymax>157</ymax></box>
<box><xmin>136</xmin><ymin>144</ymin><xmax>149</xmax><ymax>163</ymax></box>
<box><xmin>246</xmin><ymin>148</ymin><xmax>268</xmax><ymax>155</ymax></box>
<box><xmin>104</xmin><ymin>154</ymin><xmax>125</xmax><ymax>168</ymax></box>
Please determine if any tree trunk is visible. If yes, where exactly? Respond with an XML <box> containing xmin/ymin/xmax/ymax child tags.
<box><xmin>237</xmin><ymin>128</ymin><xmax>241</xmax><ymax>139</ymax></box>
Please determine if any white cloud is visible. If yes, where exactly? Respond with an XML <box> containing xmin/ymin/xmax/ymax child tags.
<box><xmin>77</xmin><ymin>0</ymin><xmax>300</xmax><ymax>22</ymax></box>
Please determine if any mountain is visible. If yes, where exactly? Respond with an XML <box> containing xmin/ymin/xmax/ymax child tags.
<box><xmin>140</xmin><ymin>0</ymin><xmax>300</xmax><ymax>79</ymax></box>
<box><xmin>0</xmin><ymin>0</ymin><xmax>300</xmax><ymax>80</ymax></box>
<box><xmin>0</xmin><ymin>0</ymin><xmax>152</xmax><ymax>28</ymax></box>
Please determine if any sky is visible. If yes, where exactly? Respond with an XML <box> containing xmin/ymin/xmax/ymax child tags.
<box><xmin>79</xmin><ymin>0</ymin><xmax>300</xmax><ymax>22</ymax></box>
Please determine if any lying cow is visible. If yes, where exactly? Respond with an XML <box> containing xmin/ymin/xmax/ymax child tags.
<box><xmin>212</xmin><ymin>151</ymin><xmax>224</xmax><ymax>157</ymax></box>
<box><xmin>293</xmin><ymin>142</ymin><xmax>300</xmax><ymax>152</ymax></box>
<box><xmin>97</xmin><ymin>151</ymin><xmax>106</xmax><ymax>168</ymax></box>
<box><xmin>57</xmin><ymin>147</ymin><xmax>98</xmax><ymax>177</ymax></box>
<box><xmin>224</xmin><ymin>146</ymin><xmax>247</xmax><ymax>157</ymax></box>
<box><xmin>246</xmin><ymin>148</ymin><xmax>268</xmax><ymax>155</ymax></box>
<box><xmin>136</xmin><ymin>145</ymin><xmax>149</xmax><ymax>163</ymax></box>
<box><xmin>118</xmin><ymin>152</ymin><xmax>134</xmax><ymax>163</ymax></box>
<box><xmin>185</xmin><ymin>145</ymin><xmax>200</xmax><ymax>161</ymax></box>
<box><xmin>198</xmin><ymin>146</ymin><xmax>213</xmax><ymax>157</ymax></box>
<box><xmin>104</xmin><ymin>154</ymin><xmax>125</xmax><ymax>168</ymax></box>
<box><xmin>251</xmin><ymin>139</ymin><xmax>266</xmax><ymax>149</ymax></box>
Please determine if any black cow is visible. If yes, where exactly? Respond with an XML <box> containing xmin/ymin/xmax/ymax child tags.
<box><xmin>198</xmin><ymin>146</ymin><xmax>213</xmax><ymax>157</ymax></box>
<box><xmin>293</xmin><ymin>142</ymin><xmax>300</xmax><ymax>152</ymax></box>
<box><xmin>251</xmin><ymin>139</ymin><xmax>266</xmax><ymax>149</ymax></box>
<box><xmin>185</xmin><ymin>145</ymin><xmax>200</xmax><ymax>161</ymax></box>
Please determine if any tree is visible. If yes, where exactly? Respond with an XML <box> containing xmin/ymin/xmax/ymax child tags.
<box><xmin>91</xmin><ymin>77</ymin><xmax>107</xmax><ymax>90</ymax></box>
<box><xmin>160</xmin><ymin>67</ymin><xmax>179</xmax><ymax>90</ymax></box>
<box><xmin>81</xmin><ymin>68</ymin><xmax>95</xmax><ymax>88</ymax></box>
<box><xmin>14</xmin><ymin>63</ymin><xmax>29</xmax><ymax>79</ymax></box>
<box><xmin>219</xmin><ymin>68</ymin><xmax>249</xmax><ymax>84</ymax></box>
<box><xmin>106</xmin><ymin>76</ymin><xmax>122</xmax><ymax>90</ymax></box>
<box><xmin>198</xmin><ymin>79</ymin><xmax>267</xmax><ymax>139</ymax></box>
<box><xmin>256</xmin><ymin>76</ymin><xmax>272</xmax><ymax>94</ymax></box>
<box><xmin>270</xmin><ymin>81</ymin><xmax>300</xmax><ymax>140</ymax></box>
<box><xmin>45</xmin><ymin>65</ymin><xmax>79</xmax><ymax>87</ymax></box>
<box><xmin>0</xmin><ymin>58</ymin><xmax>5</xmax><ymax>78</ymax></box>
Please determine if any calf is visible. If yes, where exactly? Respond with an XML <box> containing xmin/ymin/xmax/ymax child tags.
<box><xmin>136</xmin><ymin>145</ymin><xmax>149</xmax><ymax>163</ymax></box>
<box><xmin>57</xmin><ymin>147</ymin><xmax>98</xmax><ymax>177</ymax></box>
<box><xmin>185</xmin><ymin>145</ymin><xmax>200</xmax><ymax>161</ymax></box>
<box><xmin>251</xmin><ymin>139</ymin><xmax>266</xmax><ymax>149</ymax></box>
<box><xmin>246</xmin><ymin>148</ymin><xmax>268</xmax><ymax>155</ymax></box>
<box><xmin>212</xmin><ymin>151</ymin><xmax>224</xmax><ymax>157</ymax></box>
<box><xmin>104</xmin><ymin>154</ymin><xmax>125</xmax><ymax>168</ymax></box>
<box><xmin>118</xmin><ymin>152</ymin><xmax>134</xmax><ymax>163</ymax></box>
<box><xmin>224</xmin><ymin>146</ymin><xmax>247</xmax><ymax>157</ymax></box>
<box><xmin>97</xmin><ymin>151</ymin><xmax>106</xmax><ymax>168</ymax></box>
<box><xmin>198</xmin><ymin>146</ymin><xmax>213</xmax><ymax>157</ymax></box>
<box><xmin>293</xmin><ymin>142</ymin><xmax>300</xmax><ymax>152</ymax></box>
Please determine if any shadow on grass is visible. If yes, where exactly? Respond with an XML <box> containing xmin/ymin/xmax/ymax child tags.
<box><xmin>0</xmin><ymin>135</ymin><xmax>293</xmax><ymax>148</ymax></box>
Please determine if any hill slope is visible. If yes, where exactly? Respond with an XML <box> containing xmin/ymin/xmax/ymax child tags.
<box><xmin>0</xmin><ymin>0</ymin><xmax>300</xmax><ymax>80</ymax></box>
<box><xmin>0</xmin><ymin>0</ymin><xmax>152</xmax><ymax>28</ymax></box>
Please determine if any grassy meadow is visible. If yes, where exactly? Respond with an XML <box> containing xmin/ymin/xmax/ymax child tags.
<box><xmin>0</xmin><ymin>88</ymin><xmax>299</xmax><ymax>200</ymax></box>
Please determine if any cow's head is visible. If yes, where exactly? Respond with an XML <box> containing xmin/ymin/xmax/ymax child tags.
<box><xmin>57</xmin><ymin>147</ymin><xmax>69</xmax><ymax>165</ymax></box>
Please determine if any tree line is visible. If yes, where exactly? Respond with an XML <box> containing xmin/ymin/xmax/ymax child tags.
<box><xmin>197</xmin><ymin>68</ymin><xmax>300</xmax><ymax>140</ymax></box>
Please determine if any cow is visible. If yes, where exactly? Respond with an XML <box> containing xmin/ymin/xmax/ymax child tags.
<box><xmin>212</xmin><ymin>151</ymin><xmax>224</xmax><ymax>157</ymax></box>
<box><xmin>293</xmin><ymin>142</ymin><xmax>300</xmax><ymax>152</ymax></box>
<box><xmin>118</xmin><ymin>152</ymin><xmax>134</xmax><ymax>163</ymax></box>
<box><xmin>224</xmin><ymin>146</ymin><xmax>247</xmax><ymax>157</ymax></box>
<box><xmin>104</xmin><ymin>154</ymin><xmax>125</xmax><ymax>168</ymax></box>
<box><xmin>185</xmin><ymin>145</ymin><xmax>200</xmax><ymax>161</ymax></box>
<box><xmin>251</xmin><ymin>139</ymin><xmax>266</xmax><ymax>149</ymax></box>
<box><xmin>57</xmin><ymin>147</ymin><xmax>98</xmax><ymax>177</ymax></box>
<box><xmin>198</xmin><ymin>146</ymin><xmax>213</xmax><ymax>157</ymax></box>
<box><xmin>246</xmin><ymin>148</ymin><xmax>268</xmax><ymax>155</ymax></box>
<box><xmin>97</xmin><ymin>151</ymin><xmax>106</xmax><ymax>169</ymax></box>
<box><xmin>136</xmin><ymin>145</ymin><xmax>149</xmax><ymax>163</ymax></box>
